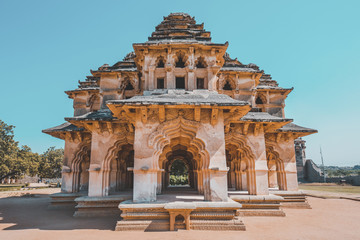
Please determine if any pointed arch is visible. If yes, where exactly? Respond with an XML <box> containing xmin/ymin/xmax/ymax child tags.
<box><xmin>266</xmin><ymin>144</ymin><xmax>287</xmax><ymax>190</ymax></box>
<box><xmin>255</xmin><ymin>93</ymin><xmax>267</xmax><ymax>105</ymax></box>
<box><xmin>195</xmin><ymin>56</ymin><xmax>207</xmax><ymax>68</ymax></box>
<box><xmin>219</xmin><ymin>75</ymin><xmax>236</xmax><ymax>91</ymax></box>
<box><xmin>101</xmin><ymin>134</ymin><xmax>134</xmax><ymax>196</ymax></box>
<box><xmin>71</xmin><ymin>142</ymin><xmax>91</xmax><ymax>192</ymax></box>
<box><xmin>174</xmin><ymin>51</ymin><xmax>188</xmax><ymax>68</ymax></box>
<box><xmin>148</xmin><ymin>116</ymin><xmax>209</xmax><ymax>170</ymax></box>
<box><xmin>156</xmin><ymin>55</ymin><xmax>165</xmax><ymax>68</ymax></box>
<box><xmin>225</xmin><ymin>131</ymin><xmax>257</xmax><ymax>194</ymax></box>
<box><xmin>148</xmin><ymin>116</ymin><xmax>210</xmax><ymax>197</ymax></box>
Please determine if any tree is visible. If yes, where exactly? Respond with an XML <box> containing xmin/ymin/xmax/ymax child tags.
<box><xmin>38</xmin><ymin>147</ymin><xmax>64</xmax><ymax>179</ymax></box>
<box><xmin>0</xmin><ymin>120</ymin><xmax>40</xmax><ymax>180</ymax></box>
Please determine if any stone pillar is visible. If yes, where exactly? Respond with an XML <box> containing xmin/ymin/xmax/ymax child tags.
<box><xmin>271</xmin><ymin>137</ymin><xmax>299</xmax><ymax>191</ymax></box>
<box><xmin>207</xmin><ymin>67</ymin><xmax>220</xmax><ymax>91</ymax></box>
<box><xmin>283</xmin><ymin>142</ymin><xmax>299</xmax><ymax>191</ymax></box>
<box><xmin>197</xmin><ymin>109</ymin><xmax>228</xmax><ymax>201</ymax></box>
<box><xmin>87</xmin><ymin>131</ymin><xmax>118</xmax><ymax>197</ymax></box>
<box><xmin>241</xmin><ymin>171</ymin><xmax>248</xmax><ymax>191</ymax></box>
<box><xmin>61</xmin><ymin>138</ymin><xmax>82</xmax><ymax>193</ymax></box>
<box><xmin>246</xmin><ymin>127</ymin><xmax>269</xmax><ymax>195</ymax></box>
<box><xmin>132</xmin><ymin>120</ymin><xmax>158</xmax><ymax>202</ymax></box>
<box><xmin>235</xmin><ymin>170</ymin><xmax>242</xmax><ymax>190</ymax></box>
<box><xmin>187</xmin><ymin>70</ymin><xmax>195</xmax><ymax>90</ymax></box>
<box><xmin>157</xmin><ymin>171</ymin><xmax>162</xmax><ymax>194</ymax></box>
<box><xmin>166</xmin><ymin>66</ymin><xmax>174</xmax><ymax>89</ymax></box>
<box><xmin>148</xmin><ymin>66</ymin><xmax>155</xmax><ymax>90</ymax></box>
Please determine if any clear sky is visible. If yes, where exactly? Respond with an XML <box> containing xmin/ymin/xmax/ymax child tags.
<box><xmin>1</xmin><ymin>0</ymin><xmax>359</xmax><ymax>166</ymax></box>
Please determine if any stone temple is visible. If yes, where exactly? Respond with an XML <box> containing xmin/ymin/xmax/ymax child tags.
<box><xmin>43</xmin><ymin>13</ymin><xmax>317</xmax><ymax>231</ymax></box>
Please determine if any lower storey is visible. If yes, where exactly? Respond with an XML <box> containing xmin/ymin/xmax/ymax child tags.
<box><xmin>49</xmin><ymin>189</ymin><xmax>310</xmax><ymax>231</ymax></box>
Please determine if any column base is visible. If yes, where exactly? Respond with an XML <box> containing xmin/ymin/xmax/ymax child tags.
<box><xmin>271</xmin><ymin>190</ymin><xmax>311</xmax><ymax>209</ymax></box>
<box><xmin>230</xmin><ymin>194</ymin><xmax>286</xmax><ymax>216</ymax></box>
<box><xmin>74</xmin><ymin>194</ymin><xmax>132</xmax><ymax>217</ymax></box>
<box><xmin>48</xmin><ymin>192</ymin><xmax>86</xmax><ymax>209</ymax></box>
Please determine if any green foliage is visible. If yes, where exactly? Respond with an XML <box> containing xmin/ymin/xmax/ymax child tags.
<box><xmin>169</xmin><ymin>175</ymin><xmax>188</xmax><ymax>185</ymax></box>
<box><xmin>169</xmin><ymin>159</ymin><xmax>189</xmax><ymax>185</ymax></box>
<box><xmin>38</xmin><ymin>147</ymin><xmax>64</xmax><ymax>178</ymax></box>
<box><xmin>0</xmin><ymin>120</ymin><xmax>40</xmax><ymax>180</ymax></box>
<box><xmin>0</xmin><ymin>119</ymin><xmax>64</xmax><ymax>181</ymax></box>
<box><xmin>326</xmin><ymin>168</ymin><xmax>360</xmax><ymax>177</ymax></box>
<box><xmin>170</xmin><ymin>159</ymin><xmax>188</xmax><ymax>176</ymax></box>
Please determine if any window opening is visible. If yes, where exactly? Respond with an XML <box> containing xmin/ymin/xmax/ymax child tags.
<box><xmin>176</xmin><ymin>77</ymin><xmax>185</xmax><ymax>89</ymax></box>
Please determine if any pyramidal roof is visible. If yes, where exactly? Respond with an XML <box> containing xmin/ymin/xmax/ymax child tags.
<box><xmin>147</xmin><ymin>12</ymin><xmax>212</xmax><ymax>42</ymax></box>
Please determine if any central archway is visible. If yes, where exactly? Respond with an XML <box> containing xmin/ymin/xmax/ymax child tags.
<box><xmin>148</xmin><ymin>116</ymin><xmax>210</xmax><ymax>199</ymax></box>
<box><xmin>158</xmin><ymin>138</ymin><xmax>199</xmax><ymax>194</ymax></box>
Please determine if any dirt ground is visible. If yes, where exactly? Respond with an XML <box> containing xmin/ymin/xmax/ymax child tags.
<box><xmin>0</xmin><ymin>188</ymin><xmax>360</xmax><ymax>240</ymax></box>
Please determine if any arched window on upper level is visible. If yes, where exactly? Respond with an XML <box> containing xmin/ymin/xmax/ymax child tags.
<box><xmin>125</xmin><ymin>82</ymin><xmax>134</xmax><ymax>90</ymax></box>
<box><xmin>255</xmin><ymin>96</ymin><xmax>264</xmax><ymax>104</ymax></box>
<box><xmin>156</xmin><ymin>56</ymin><xmax>165</xmax><ymax>68</ymax></box>
<box><xmin>223</xmin><ymin>81</ymin><xmax>233</xmax><ymax>90</ymax></box>
<box><xmin>196</xmin><ymin>56</ymin><xmax>207</xmax><ymax>68</ymax></box>
<box><xmin>175</xmin><ymin>51</ymin><xmax>187</xmax><ymax>68</ymax></box>
<box><xmin>255</xmin><ymin>96</ymin><xmax>265</xmax><ymax>104</ymax></box>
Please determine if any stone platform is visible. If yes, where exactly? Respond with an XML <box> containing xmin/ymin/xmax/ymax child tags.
<box><xmin>74</xmin><ymin>194</ymin><xmax>132</xmax><ymax>217</ymax></box>
<box><xmin>271</xmin><ymin>190</ymin><xmax>311</xmax><ymax>209</ymax></box>
<box><xmin>229</xmin><ymin>191</ymin><xmax>285</xmax><ymax>216</ymax></box>
<box><xmin>116</xmin><ymin>200</ymin><xmax>245</xmax><ymax>231</ymax></box>
<box><xmin>49</xmin><ymin>192</ymin><xmax>86</xmax><ymax>209</ymax></box>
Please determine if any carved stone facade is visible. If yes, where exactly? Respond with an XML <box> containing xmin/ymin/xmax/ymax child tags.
<box><xmin>43</xmin><ymin>13</ymin><xmax>317</xmax><ymax>231</ymax></box>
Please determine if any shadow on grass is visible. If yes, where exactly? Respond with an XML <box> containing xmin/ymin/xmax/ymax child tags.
<box><xmin>0</xmin><ymin>193</ymin><xmax>118</xmax><ymax>231</ymax></box>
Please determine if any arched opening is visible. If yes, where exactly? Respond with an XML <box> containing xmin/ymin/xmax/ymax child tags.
<box><xmin>175</xmin><ymin>58</ymin><xmax>186</xmax><ymax>68</ymax></box>
<box><xmin>223</xmin><ymin>81</ymin><xmax>233</xmax><ymax>90</ymax></box>
<box><xmin>125</xmin><ymin>82</ymin><xmax>134</xmax><ymax>90</ymax></box>
<box><xmin>225</xmin><ymin>135</ymin><xmax>257</xmax><ymax>195</ymax></box>
<box><xmin>266</xmin><ymin>146</ymin><xmax>286</xmax><ymax>190</ymax></box>
<box><xmin>79</xmin><ymin>154</ymin><xmax>90</xmax><ymax>191</ymax></box>
<box><xmin>150</xmin><ymin>116</ymin><xmax>211</xmax><ymax>200</ymax></box>
<box><xmin>108</xmin><ymin>144</ymin><xmax>134</xmax><ymax>194</ymax></box>
<box><xmin>175</xmin><ymin>52</ymin><xmax>187</xmax><ymax>68</ymax></box>
<box><xmin>196</xmin><ymin>56</ymin><xmax>207</xmax><ymax>68</ymax></box>
<box><xmin>175</xmin><ymin>214</ymin><xmax>185</xmax><ymax>229</ymax></box>
<box><xmin>72</xmin><ymin>145</ymin><xmax>91</xmax><ymax>193</ymax></box>
<box><xmin>161</xmin><ymin>142</ymin><xmax>196</xmax><ymax>192</ymax></box>
<box><xmin>256</xmin><ymin>96</ymin><xmax>264</xmax><ymax>104</ymax></box>
<box><xmin>157</xmin><ymin>56</ymin><xmax>165</xmax><ymax>68</ymax></box>
<box><xmin>102</xmin><ymin>140</ymin><xmax>134</xmax><ymax>196</ymax></box>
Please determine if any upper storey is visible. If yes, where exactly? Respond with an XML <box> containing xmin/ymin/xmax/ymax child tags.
<box><xmin>65</xmin><ymin>13</ymin><xmax>292</xmax><ymax>118</ymax></box>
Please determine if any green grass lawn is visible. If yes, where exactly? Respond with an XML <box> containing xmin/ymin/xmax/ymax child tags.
<box><xmin>0</xmin><ymin>184</ymin><xmax>24</xmax><ymax>192</ymax></box>
<box><xmin>299</xmin><ymin>185</ymin><xmax>360</xmax><ymax>194</ymax></box>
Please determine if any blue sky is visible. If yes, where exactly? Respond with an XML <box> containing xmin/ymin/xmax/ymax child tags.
<box><xmin>1</xmin><ymin>0</ymin><xmax>359</xmax><ymax>166</ymax></box>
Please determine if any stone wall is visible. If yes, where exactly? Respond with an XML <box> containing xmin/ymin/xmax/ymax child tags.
<box><xmin>303</xmin><ymin>159</ymin><xmax>324</xmax><ymax>182</ymax></box>
<box><xmin>324</xmin><ymin>175</ymin><xmax>360</xmax><ymax>186</ymax></box>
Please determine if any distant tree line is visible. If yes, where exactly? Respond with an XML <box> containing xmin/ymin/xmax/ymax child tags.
<box><xmin>325</xmin><ymin>165</ymin><xmax>360</xmax><ymax>178</ymax></box>
<box><xmin>0</xmin><ymin>119</ymin><xmax>63</xmax><ymax>181</ymax></box>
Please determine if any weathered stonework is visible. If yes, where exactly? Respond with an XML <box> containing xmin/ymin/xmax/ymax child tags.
<box><xmin>43</xmin><ymin>12</ymin><xmax>317</xmax><ymax>230</ymax></box>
